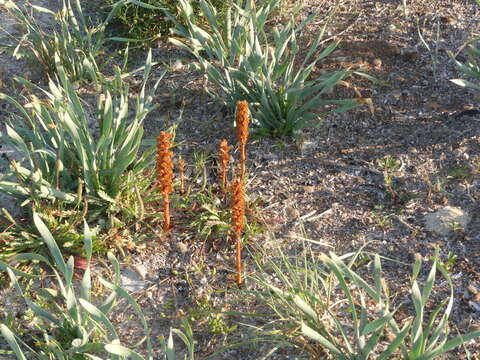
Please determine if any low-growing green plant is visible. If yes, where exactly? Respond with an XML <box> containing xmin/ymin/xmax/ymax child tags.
<box><xmin>156</xmin><ymin>0</ymin><xmax>378</xmax><ymax>137</ymax></box>
<box><xmin>188</xmin><ymin>296</ymin><xmax>237</xmax><ymax>337</ymax></box>
<box><xmin>1</xmin><ymin>0</ymin><xmax>121</xmax><ymax>81</ymax></box>
<box><xmin>246</xmin><ymin>243</ymin><xmax>480</xmax><ymax>359</ymax></box>
<box><xmin>451</xmin><ymin>41</ymin><xmax>480</xmax><ymax>91</ymax></box>
<box><xmin>103</xmin><ymin>0</ymin><xmax>228</xmax><ymax>43</ymax></box>
<box><xmin>0</xmin><ymin>212</ymin><xmax>195</xmax><ymax>359</ymax></box>
<box><xmin>0</xmin><ymin>51</ymin><xmax>162</xmax><ymax>218</ymax></box>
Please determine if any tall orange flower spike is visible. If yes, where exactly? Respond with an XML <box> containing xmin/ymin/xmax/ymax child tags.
<box><xmin>232</xmin><ymin>177</ymin><xmax>245</xmax><ymax>286</ymax></box>
<box><xmin>218</xmin><ymin>139</ymin><xmax>231</xmax><ymax>195</ymax></box>
<box><xmin>156</xmin><ymin>131</ymin><xmax>174</xmax><ymax>232</ymax></box>
<box><xmin>236</xmin><ymin>100</ymin><xmax>250</xmax><ymax>179</ymax></box>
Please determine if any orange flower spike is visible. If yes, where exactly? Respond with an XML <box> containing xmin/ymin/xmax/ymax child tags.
<box><xmin>236</xmin><ymin>100</ymin><xmax>250</xmax><ymax>146</ymax></box>
<box><xmin>218</xmin><ymin>139</ymin><xmax>231</xmax><ymax>195</ymax></box>
<box><xmin>232</xmin><ymin>178</ymin><xmax>245</xmax><ymax>286</ymax></box>
<box><xmin>156</xmin><ymin>131</ymin><xmax>174</xmax><ymax>232</ymax></box>
<box><xmin>236</xmin><ymin>100</ymin><xmax>250</xmax><ymax>178</ymax></box>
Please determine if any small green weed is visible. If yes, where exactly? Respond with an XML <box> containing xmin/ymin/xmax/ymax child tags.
<box><xmin>371</xmin><ymin>210</ymin><xmax>395</xmax><ymax>230</ymax></box>
<box><xmin>441</xmin><ymin>251</ymin><xmax>458</xmax><ymax>271</ymax></box>
<box><xmin>375</xmin><ymin>155</ymin><xmax>411</xmax><ymax>205</ymax></box>
<box><xmin>451</xmin><ymin>40</ymin><xmax>480</xmax><ymax>91</ymax></box>
<box><xmin>188</xmin><ymin>296</ymin><xmax>237</xmax><ymax>337</ymax></box>
<box><xmin>447</xmin><ymin>164</ymin><xmax>474</xmax><ymax>181</ymax></box>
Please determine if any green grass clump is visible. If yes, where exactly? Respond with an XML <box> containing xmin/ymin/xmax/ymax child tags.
<box><xmin>244</xmin><ymin>244</ymin><xmax>480</xmax><ymax>359</ymax></box>
<box><xmin>451</xmin><ymin>42</ymin><xmax>480</xmax><ymax>92</ymax></box>
<box><xmin>0</xmin><ymin>51</ymin><xmax>161</xmax><ymax>219</ymax></box>
<box><xmin>103</xmin><ymin>0</ymin><xmax>229</xmax><ymax>43</ymax></box>
<box><xmin>163</xmin><ymin>0</ymin><xmax>380</xmax><ymax>138</ymax></box>
<box><xmin>2</xmin><ymin>0</ymin><xmax>120</xmax><ymax>81</ymax></box>
<box><xmin>0</xmin><ymin>213</ymin><xmax>195</xmax><ymax>359</ymax></box>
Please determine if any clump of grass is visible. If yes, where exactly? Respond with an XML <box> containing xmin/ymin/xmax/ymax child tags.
<box><xmin>0</xmin><ymin>213</ymin><xmax>195</xmax><ymax>359</ymax></box>
<box><xmin>102</xmin><ymin>0</ymin><xmax>229</xmax><ymax>43</ymax></box>
<box><xmin>2</xmin><ymin>0</ymin><xmax>120</xmax><ymax>81</ymax></box>
<box><xmin>164</xmin><ymin>0</ymin><xmax>379</xmax><ymax>137</ymax></box>
<box><xmin>156</xmin><ymin>131</ymin><xmax>174</xmax><ymax>232</ymax></box>
<box><xmin>242</xmin><ymin>243</ymin><xmax>480</xmax><ymax>359</ymax></box>
<box><xmin>0</xmin><ymin>51</ymin><xmax>161</xmax><ymax>216</ymax></box>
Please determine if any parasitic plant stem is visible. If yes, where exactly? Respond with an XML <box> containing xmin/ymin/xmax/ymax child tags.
<box><xmin>156</xmin><ymin>131</ymin><xmax>174</xmax><ymax>232</ymax></box>
<box><xmin>218</xmin><ymin>139</ymin><xmax>231</xmax><ymax>195</ymax></box>
<box><xmin>232</xmin><ymin>177</ymin><xmax>245</xmax><ymax>286</ymax></box>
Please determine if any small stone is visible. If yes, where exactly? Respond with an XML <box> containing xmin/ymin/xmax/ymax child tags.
<box><xmin>121</xmin><ymin>268</ymin><xmax>147</xmax><ymax>293</ymax></box>
<box><xmin>303</xmin><ymin>186</ymin><xmax>315</xmax><ymax>193</ymax></box>
<box><xmin>468</xmin><ymin>284</ymin><xmax>479</xmax><ymax>295</ymax></box>
<box><xmin>171</xmin><ymin>59</ymin><xmax>184</xmax><ymax>71</ymax></box>
<box><xmin>175</xmin><ymin>242</ymin><xmax>189</xmax><ymax>254</ymax></box>
<box><xmin>391</xmin><ymin>91</ymin><xmax>402</xmax><ymax>100</ymax></box>
<box><xmin>372</xmin><ymin>58</ymin><xmax>382</xmax><ymax>69</ymax></box>
<box><xmin>424</xmin><ymin>206</ymin><xmax>470</xmax><ymax>235</ymax></box>
<box><xmin>468</xmin><ymin>300</ymin><xmax>480</xmax><ymax>312</ymax></box>
<box><xmin>286</xmin><ymin>206</ymin><xmax>300</xmax><ymax>218</ymax></box>
<box><xmin>133</xmin><ymin>264</ymin><xmax>148</xmax><ymax>280</ymax></box>
<box><xmin>426</xmin><ymin>102</ymin><xmax>442</xmax><ymax>111</ymax></box>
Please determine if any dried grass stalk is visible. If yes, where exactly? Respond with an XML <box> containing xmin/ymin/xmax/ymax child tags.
<box><xmin>156</xmin><ymin>131</ymin><xmax>174</xmax><ymax>232</ymax></box>
<box><xmin>178</xmin><ymin>156</ymin><xmax>186</xmax><ymax>194</ymax></box>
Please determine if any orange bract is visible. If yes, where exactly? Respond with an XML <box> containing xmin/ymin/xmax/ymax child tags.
<box><xmin>236</xmin><ymin>100</ymin><xmax>250</xmax><ymax>147</ymax></box>
<box><xmin>218</xmin><ymin>139</ymin><xmax>231</xmax><ymax>195</ymax></box>
<box><xmin>156</xmin><ymin>131</ymin><xmax>174</xmax><ymax>232</ymax></box>
<box><xmin>231</xmin><ymin>178</ymin><xmax>245</xmax><ymax>238</ymax></box>
<box><xmin>232</xmin><ymin>177</ymin><xmax>245</xmax><ymax>286</ymax></box>
<box><xmin>236</xmin><ymin>101</ymin><xmax>250</xmax><ymax>179</ymax></box>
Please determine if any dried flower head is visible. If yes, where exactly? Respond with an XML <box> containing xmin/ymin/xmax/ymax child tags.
<box><xmin>218</xmin><ymin>139</ymin><xmax>231</xmax><ymax>194</ymax></box>
<box><xmin>236</xmin><ymin>100</ymin><xmax>250</xmax><ymax>147</ymax></box>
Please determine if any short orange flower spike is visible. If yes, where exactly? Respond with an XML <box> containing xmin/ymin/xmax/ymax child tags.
<box><xmin>218</xmin><ymin>139</ymin><xmax>231</xmax><ymax>195</ymax></box>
